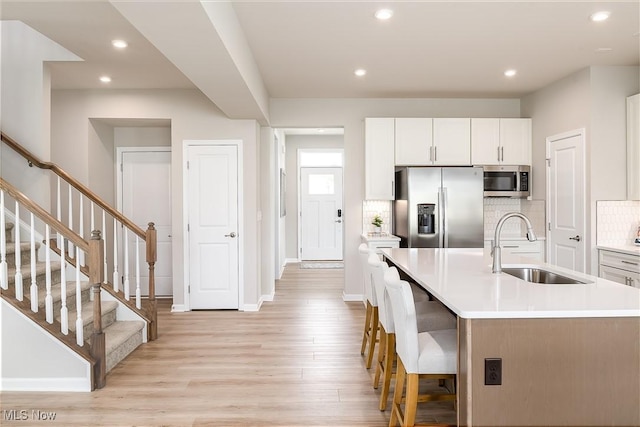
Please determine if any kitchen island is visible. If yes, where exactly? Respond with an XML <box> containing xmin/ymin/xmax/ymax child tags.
<box><xmin>381</xmin><ymin>247</ymin><xmax>640</xmax><ymax>427</ymax></box>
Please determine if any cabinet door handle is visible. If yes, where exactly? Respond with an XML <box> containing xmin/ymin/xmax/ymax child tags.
<box><xmin>497</xmin><ymin>147</ymin><xmax>501</xmax><ymax>162</ymax></box>
<box><xmin>500</xmin><ymin>146</ymin><xmax>504</xmax><ymax>162</ymax></box>
<box><xmin>621</xmin><ymin>260</ymin><xmax>638</xmax><ymax>266</ymax></box>
<box><xmin>430</xmin><ymin>146</ymin><xmax>433</xmax><ymax>161</ymax></box>
<box><xmin>434</xmin><ymin>146</ymin><xmax>437</xmax><ymax>162</ymax></box>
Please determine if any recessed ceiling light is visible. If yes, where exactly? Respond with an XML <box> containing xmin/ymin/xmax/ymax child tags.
<box><xmin>375</xmin><ymin>9</ymin><xmax>393</xmax><ymax>20</ymax></box>
<box><xmin>99</xmin><ymin>76</ymin><xmax>112</xmax><ymax>83</ymax></box>
<box><xmin>504</xmin><ymin>69</ymin><xmax>517</xmax><ymax>78</ymax></box>
<box><xmin>590</xmin><ymin>11</ymin><xmax>610</xmax><ymax>22</ymax></box>
<box><xmin>111</xmin><ymin>39</ymin><xmax>128</xmax><ymax>49</ymax></box>
<box><xmin>354</xmin><ymin>69</ymin><xmax>367</xmax><ymax>77</ymax></box>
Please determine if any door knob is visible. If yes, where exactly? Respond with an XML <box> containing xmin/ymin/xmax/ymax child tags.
<box><xmin>569</xmin><ymin>235</ymin><xmax>581</xmax><ymax>242</ymax></box>
<box><xmin>225</xmin><ymin>232</ymin><xmax>237</xmax><ymax>238</ymax></box>
<box><xmin>335</xmin><ymin>219</ymin><xmax>342</xmax><ymax>223</ymax></box>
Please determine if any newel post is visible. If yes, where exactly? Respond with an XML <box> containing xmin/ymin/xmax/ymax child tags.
<box><xmin>89</xmin><ymin>230</ymin><xmax>106</xmax><ymax>389</ymax></box>
<box><xmin>146</xmin><ymin>222</ymin><xmax>158</xmax><ymax>341</ymax></box>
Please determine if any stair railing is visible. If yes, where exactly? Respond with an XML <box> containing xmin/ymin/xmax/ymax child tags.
<box><xmin>0</xmin><ymin>178</ymin><xmax>107</xmax><ymax>388</ymax></box>
<box><xmin>1</xmin><ymin>132</ymin><xmax>157</xmax><ymax>340</ymax></box>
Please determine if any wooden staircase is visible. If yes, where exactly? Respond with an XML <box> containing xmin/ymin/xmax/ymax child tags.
<box><xmin>3</xmin><ymin>219</ymin><xmax>145</xmax><ymax>378</ymax></box>
<box><xmin>1</xmin><ymin>132</ymin><xmax>158</xmax><ymax>391</ymax></box>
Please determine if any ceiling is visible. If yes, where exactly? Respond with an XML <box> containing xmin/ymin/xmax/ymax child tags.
<box><xmin>1</xmin><ymin>1</ymin><xmax>639</xmax><ymax>123</ymax></box>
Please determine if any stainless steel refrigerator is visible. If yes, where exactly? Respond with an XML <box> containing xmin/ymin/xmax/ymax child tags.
<box><xmin>393</xmin><ymin>167</ymin><xmax>484</xmax><ymax>248</ymax></box>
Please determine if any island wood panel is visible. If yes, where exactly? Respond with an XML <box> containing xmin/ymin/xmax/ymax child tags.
<box><xmin>458</xmin><ymin>317</ymin><xmax>640</xmax><ymax>426</ymax></box>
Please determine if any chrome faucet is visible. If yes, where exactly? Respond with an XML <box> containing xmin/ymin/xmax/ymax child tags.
<box><xmin>492</xmin><ymin>212</ymin><xmax>537</xmax><ymax>273</ymax></box>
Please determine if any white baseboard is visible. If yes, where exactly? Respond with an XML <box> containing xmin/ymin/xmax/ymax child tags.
<box><xmin>342</xmin><ymin>292</ymin><xmax>364</xmax><ymax>302</ymax></box>
<box><xmin>284</xmin><ymin>258</ymin><xmax>300</xmax><ymax>264</ymax></box>
<box><xmin>242</xmin><ymin>300</ymin><xmax>262</xmax><ymax>312</ymax></box>
<box><xmin>262</xmin><ymin>291</ymin><xmax>275</xmax><ymax>302</ymax></box>
<box><xmin>1</xmin><ymin>377</ymin><xmax>91</xmax><ymax>392</ymax></box>
<box><xmin>171</xmin><ymin>304</ymin><xmax>187</xmax><ymax>312</ymax></box>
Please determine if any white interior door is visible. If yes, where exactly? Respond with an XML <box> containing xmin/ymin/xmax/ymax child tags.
<box><xmin>300</xmin><ymin>167</ymin><xmax>343</xmax><ymax>260</ymax></box>
<box><xmin>547</xmin><ymin>130</ymin><xmax>586</xmax><ymax>272</ymax></box>
<box><xmin>119</xmin><ymin>148</ymin><xmax>172</xmax><ymax>297</ymax></box>
<box><xmin>187</xmin><ymin>145</ymin><xmax>239</xmax><ymax>309</ymax></box>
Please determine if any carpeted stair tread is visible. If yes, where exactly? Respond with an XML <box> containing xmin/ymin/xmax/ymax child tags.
<box><xmin>38</xmin><ymin>281</ymin><xmax>92</xmax><ymax>309</ymax></box>
<box><xmin>104</xmin><ymin>321</ymin><xmax>145</xmax><ymax>372</ymax></box>
<box><xmin>7</xmin><ymin>261</ymin><xmax>62</xmax><ymax>285</ymax></box>
<box><xmin>64</xmin><ymin>300</ymin><xmax>119</xmax><ymax>332</ymax></box>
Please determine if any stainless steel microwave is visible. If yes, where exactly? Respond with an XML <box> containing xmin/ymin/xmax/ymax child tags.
<box><xmin>483</xmin><ymin>165</ymin><xmax>530</xmax><ymax>198</ymax></box>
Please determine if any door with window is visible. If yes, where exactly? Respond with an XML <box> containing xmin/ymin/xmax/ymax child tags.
<box><xmin>300</xmin><ymin>167</ymin><xmax>343</xmax><ymax>260</ymax></box>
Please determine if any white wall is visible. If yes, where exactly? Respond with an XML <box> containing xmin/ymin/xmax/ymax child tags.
<box><xmin>0</xmin><ymin>21</ymin><xmax>81</xmax><ymax>210</ymax></box>
<box><xmin>51</xmin><ymin>89</ymin><xmax>260</xmax><ymax>308</ymax></box>
<box><xmin>521</xmin><ymin>65</ymin><xmax>640</xmax><ymax>274</ymax></box>
<box><xmin>284</xmin><ymin>134</ymin><xmax>344</xmax><ymax>260</ymax></box>
<box><xmin>259</xmin><ymin>127</ymin><xmax>276</xmax><ymax>300</ymax></box>
<box><xmin>274</xmin><ymin>129</ymin><xmax>287</xmax><ymax>277</ymax></box>
<box><xmin>269</xmin><ymin>98</ymin><xmax>521</xmax><ymax>299</ymax></box>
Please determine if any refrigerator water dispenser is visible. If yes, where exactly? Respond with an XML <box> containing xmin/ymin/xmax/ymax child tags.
<box><xmin>417</xmin><ymin>204</ymin><xmax>435</xmax><ymax>234</ymax></box>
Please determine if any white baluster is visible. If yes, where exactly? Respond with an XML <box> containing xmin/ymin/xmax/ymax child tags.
<box><xmin>135</xmin><ymin>235</ymin><xmax>141</xmax><ymax>309</ymax></box>
<box><xmin>113</xmin><ymin>218</ymin><xmax>119</xmax><ymax>292</ymax></box>
<box><xmin>0</xmin><ymin>190</ymin><xmax>7</xmax><ymax>290</ymax></box>
<box><xmin>75</xmin><ymin>246</ymin><xmax>83</xmax><ymax>346</ymax></box>
<box><xmin>29</xmin><ymin>213</ymin><xmax>38</xmax><ymax>312</ymax></box>
<box><xmin>57</xmin><ymin>177</ymin><xmax>62</xmax><ymax>249</ymax></box>
<box><xmin>45</xmin><ymin>225</ymin><xmax>53</xmax><ymax>323</ymax></box>
<box><xmin>90</xmin><ymin>202</ymin><xmax>95</xmax><ymax>232</ymax></box>
<box><xmin>14</xmin><ymin>202</ymin><xmax>23</xmax><ymax>301</ymax></box>
<box><xmin>68</xmin><ymin>185</ymin><xmax>74</xmax><ymax>258</ymax></box>
<box><xmin>123</xmin><ymin>228</ymin><xmax>130</xmax><ymax>300</ymax></box>
<box><xmin>102</xmin><ymin>211</ymin><xmax>107</xmax><ymax>284</ymax></box>
<box><xmin>60</xmin><ymin>236</ymin><xmax>68</xmax><ymax>335</ymax></box>
<box><xmin>78</xmin><ymin>196</ymin><xmax>84</xmax><ymax>266</ymax></box>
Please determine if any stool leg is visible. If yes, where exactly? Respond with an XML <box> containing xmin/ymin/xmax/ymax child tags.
<box><xmin>361</xmin><ymin>301</ymin><xmax>372</xmax><ymax>355</ymax></box>
<box><xmin>366</xmin><ymin>306</ymin><xmax>379</xmax><ymax>369</ymax></box>
<box><xmin>379</xmin><ymin>332</ymin><xmax>395</xmax><ymax>411</ymax></box>
<box><xmin>403</xmin><ymin>373</ymin><xmax>419</xmax><ymax>427</ymax></box>
<box><xmin>374</xmin><ymin>325</ymin><xmax>386</xmax><ymax>388</ymax></box>
<box><xmin>389</xmin><ymin>358</ymin><xmax>406</xmax><ymax>427</ymax></box>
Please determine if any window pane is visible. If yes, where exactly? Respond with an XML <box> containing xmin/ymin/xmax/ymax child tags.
<box><xmin>308</xmin><ymin>174</ymin><xmax>334</xmax><ymax>195</ymax></box>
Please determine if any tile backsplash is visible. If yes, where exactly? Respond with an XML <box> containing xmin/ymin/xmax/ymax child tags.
<box><xmin>362</xmin><ymin>200</ymin><xmax>392</xmax><ymax>234</ymax></box>
<box><xmin>596</xmin><ymin>200</ymin><xmax>640</xmax><ymax>246</ymax></box>
<box><xmin>484</xmin><ymin>198</ymin><xmax>546</xmax><ymax>238</ymax></box>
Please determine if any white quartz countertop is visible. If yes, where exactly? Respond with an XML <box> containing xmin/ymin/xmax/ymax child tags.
<box><xmin>381</xmin><ymin>247</ymin><xmax>640</xmax><ymax>320</ymax></box>
<box><xmin>597</xmin><ymin>245</ymin><xmax>640</xmax><ymax>257</ymax></box>
<box><xmin>361</xmin><ymin>233</ymin><xmax>401</xmax><ymax>242</ymax></box>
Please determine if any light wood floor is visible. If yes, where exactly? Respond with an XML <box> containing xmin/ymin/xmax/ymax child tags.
<box><xmin>1</xmin><ymin>264</ymin><xmax>455</xmax><ymax>426</ymax></box>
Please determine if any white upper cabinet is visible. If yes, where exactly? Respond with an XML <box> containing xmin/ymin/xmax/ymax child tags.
<box><xmin>365</xmin><ymin>118</ymin><xmax>395</xmax><ymax>200</ymax></box>
<box><xmin>432</xmin><ymin>118</ymin><xmax>471</xmax><ymax>165</ymax></box>
<box><xmin>471</xmin><ymin>118</ymin><xmax>531</xmax><ymax>165</ymax></box>
<box><xmin>394</xmin><ymin>118</ymin><xmax>433</xmax><ymax>165</ymax></box>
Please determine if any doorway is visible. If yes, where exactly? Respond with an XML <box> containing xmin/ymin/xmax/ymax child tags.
<box><xmin>546</xmin><ymin>129</ymin><xmax>586</xmax><ymax>272</ymax></box>
<box><xmin>300</xmin><ymin>166</ymin><xmax>344</xmax><ymax>260</ymax></box>
<box><xmin>184</xmin><ymin>141</ymin><xmax>242</xmax><ymax>310</ymax></box>
<box><xmin>117</xmin><ymin>147</ymin><xmax>172</xmax><ymax>297</ymax></box>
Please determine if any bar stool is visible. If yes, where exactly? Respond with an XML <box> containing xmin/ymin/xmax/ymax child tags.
<box><xmin>358</xmin><ymin>243</ymin><xmax>378</xmax><ymax>369</ymax></box>
<box><xmin>371</xmin><ymin>256</ymin><xmax>456</xmax><ymax>411</ymax></box>
<box><xmin>385</xmin><ymin>278</ymin><xmax>457</xmax><ymax>427</ymax></box>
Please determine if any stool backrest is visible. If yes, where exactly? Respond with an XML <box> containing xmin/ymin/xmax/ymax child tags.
<box><xmin>358</xmin><ymin>243</ymin><xmax>376</xmax><ymax>305</ymax></box>
<box><xmin>380</xmin><ymin>265</ymin><xmax>402</xmax><ymax>333</ymax></box>
<box><xmin>384</xmin><ymin>279</ymin><xmax>420</xmax><ymax>373</ymax></box>
<box><xmin>369</xmin><ymin>253</ymin><xmax>391</xmax><ymax>330</ymax></box>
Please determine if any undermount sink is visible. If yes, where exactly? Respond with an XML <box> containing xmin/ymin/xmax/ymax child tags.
<box><xmin>502</xmin><ymin>267</ymin><xmax>590</xmax><ymax>285</ymax></box>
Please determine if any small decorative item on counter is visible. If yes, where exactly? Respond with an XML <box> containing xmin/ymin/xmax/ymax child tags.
<box><xmin>635</xmin><ymin>225</ymin><xmax>640</xmax><ymax>246</ymax></box>
<box><xmin>371</xmin><ymin>214</ymin><xmax>383</xmax><ymax>234</ymax></box>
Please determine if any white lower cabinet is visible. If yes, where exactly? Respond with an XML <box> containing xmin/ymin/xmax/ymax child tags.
<box><xmin>484</xmin><ymin>238</ymin><xmax>545</xmax><ymax>261</ymax></box>
<box><xmin>598</xmin><ymin>249</ymin><xmax>640</xmax><ymax>288</ymax></box>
